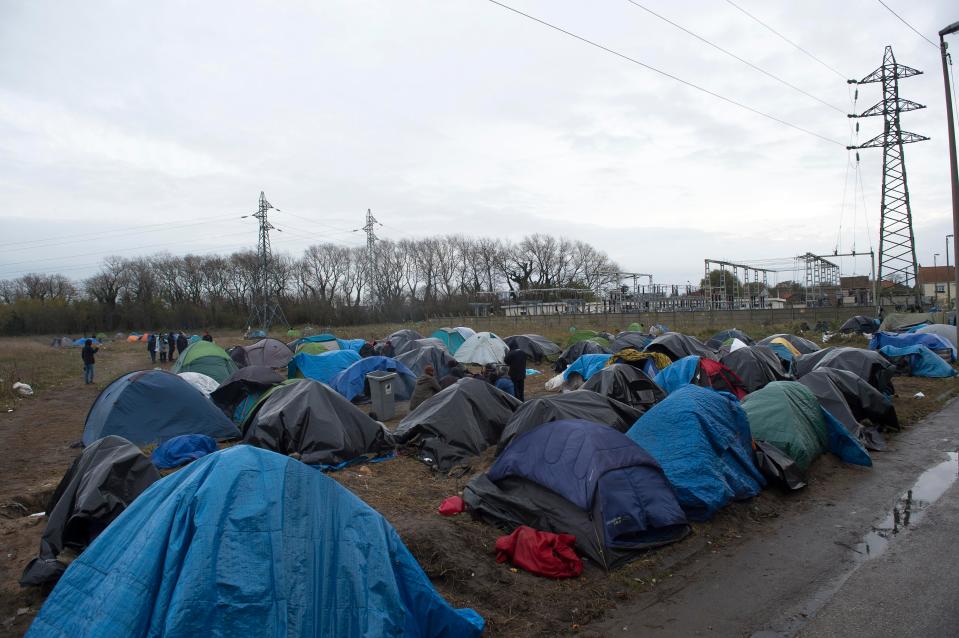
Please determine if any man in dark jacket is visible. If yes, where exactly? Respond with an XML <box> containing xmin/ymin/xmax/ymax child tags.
<box><xmin>503</xmin><ymin>346</ymin><xmax>528</xmax><ymax>401</ymax></box>
<box><xmin>147</xmin><ymin>333</ymin><xmax>156</xmax><ymax>363</ymax></box>
<box><xmin>176</xmin><ymin>332</ymin><xmax>189</xmax><ymax>355</ymax></box>
<box><xmin>167</xmin><ymin>332</ymin><xmax>177</xmax><ymax>362</ymax></box>
<box><xmin>202</xmin><ymin>331</ymin><xmax>213</xmax><ymax>342</ymax></box>
<box><xmin>81</xmin><ymin>339</ymin><xmax>98</xmax><ymax>385</ymax></box>
<box><xmin>409</xmin><ymin>365</ymin><xmax>441</xmax><ymax>411</ymax></box>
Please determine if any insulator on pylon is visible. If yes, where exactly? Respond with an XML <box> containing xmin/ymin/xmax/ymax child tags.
<box><xmin>855</xmin><ymin>152</ymin><xmax>860</xmax><ymax>162</ymax></box>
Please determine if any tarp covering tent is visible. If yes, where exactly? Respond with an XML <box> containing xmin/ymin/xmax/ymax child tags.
<box><xmin>554</xmin><ymin>340</ymin><xmax>611</xmax><ymax>372</ymax></box>
<box><xmin>176</xmin><ymin>371</ymin><xmax>219</xmax><ymax>397</ymax></box>
<box><xmin>562</xmin><ymin>353</ymin><xmax>613</xmax><ymax>381</ymax></box>
<box><xmin>869</xmin><ymin>331</ymin><xmax>956</xmax><ymax>361</ymax></box>
<box><xmin>26</xmin><ymin>446</ymin><xmax>484</xmax><ymax>638</ymax></box>
<box><xmin>503</xmin><ymin>334</ymin><xmax>562</xmax><ymax>363</ymax></box>
<box><xmin>20</xmin><ymin>436</ymin><xmax>160</xmax><ymax>587</ymax></box>
<box><xmin>150</xmin><ymin>434</ymin><xmax>218</xmax><ymax>469</ymax></box>
<box><xmin>840</xmin><ymin>315</ymin><xmax>879</xmax><ymax>334</ymax></box>
<box><xmin>879</xmin><ymin>312</ymin><xmax>933</xmax><ymax>332</ymax></box>
<box><xmin>915</xmin><ymin>323</ymin><xmax>958</xmax><ymax>351</ymax></box>
<box><xmin>566</xmin><ymin>329</ymin><xmax>608</xmax><ymax>346</ymax></box>
<box><xmin>329</xmin><ymin>356</ymin><xmax>416</xmax><ymax>402</ymax></box>
<box><xmin>710</xmin><ymin>329</ymin><xmax>754</xmax><ymax>346</ymax></box>
<box><xmin>83</xmin><ymin>370</ymin><xmax>241</xmax><ymax>446</ymax></box>
<box><xmin>497</xmin><ymin>390</ymin><xmax>645</xmax><ymax>453</ymax></box>
<box><xmin>431</xmin><ymin>327</ymin><xmax>476</xmax><ymax>354</ymax></box>
<box><xmin>295</xmin><ymin>340</ymin><xmax>341</xmax><ymax>355</ymax></box>
<box><xmin>454</xmin><ymin>332</ymin><xmax>509</xmax><ymax>365</ymax></box>
<box><xmin>720</xmin><ymin>345</ymin><xmax>792</xmax><ymax>393</ymax></box>
<box><xmin>879</xmin><ymin>344</ymin><xmax>958</xmax><ymax>378</ymax></box>
<box><xmin>395</xmin><ymin>345</ymin><xmax>458</xmax><ymax>378</ymax></box>
<box><xmin>654</xmin><ymin>356</ymin><xmax>747</xmax><ymax>399</ymax></box>
<box><xmin>227</xmin><ymin>345</ymin><xmax>249</xmax><ymax>368</ymax></box>
<box><xmin>742</xmin><ymin>381</ymin><xmax>871</xmax><ymax>471</ymax></box>
<box><xmin>393</xmin><ymin>378</ymin><xmax>521</xmax><ymax>471</ymax></box>
<box><xmin>606</xmin><ymin>348</ymin><xmax>672</xmax><ymax>378</ymax></box>
<box><xmin>581</xmin><ymin>363</ymin><xmax>666</xmax><ymax>410</ymax></box>
<box><xmin>644</xmin><ymin>333</ymin><xmax>715</xmax><ymax>362</ymax></box>
<box><xmin>757</xmin><ymin>334</ymin><xmax>820</xmax><ymax>355</ymax></box>
<box><xmin>607</xmin><ymin>331</ymin><xmax>652</xmax><ymax>353</ymax></box>
<box><xmin>464</xmin><ymin>419</ymin><xmax>689</xmax><ymax>570</ymax></box>
<box><xmin>243</xmin><ymin>338</ymin><xmax>294</xmax><ymax>368</ymax></box>
<box><xmin>798</xmin><ymin>368</ymin><xmax>899</xmax><ymax>450</ymax></box>
<box><xmin>171</xmin><ymin>340</ymin><xmax>238</xmax><ymax>384</ymax></box>
<box><xmin>793</xmin><ymin>347</ymin><xmax>896</xmax><ymax>395</ymax></box>
<box><xmin>244</xmin><ymin>379</ymin><xmax>395</xmax><ymax>467</ymax></box>
<box><xmin>626</xmin><ymin>385</ymin><xmax>765</xmax><ymax>521</ymax></box>
<box><xmin>385</xmin><ymin>329</ymin><xmax>424</xmax><ymax>355</ymax></box>
<box><xmin>288</xmin><ymin>350</ymin><xmax>362</xmax><ymax>383</ymax></box>
<box><xmin>210</xmin><ymin>366</ymin><xmax>284</xmax><ymax>423</ymax></box>
<box><xmin>288</xmin><ymin>333</ymin><xmax>338</xmax><ymax>351</ymax></box>
<box><xmin>396</xmin><ymin>337</ymin><xmax>449</xmax><ymax>357</ymax></box>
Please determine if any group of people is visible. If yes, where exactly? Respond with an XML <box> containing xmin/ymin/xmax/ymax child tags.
<box><xmin>146</xmin><ymin>330</ymin><xmax>213</xmax><ymax>363</ymax></box>
<box><xmin>408</xmin><ymin>345</ymin><xmax>529</xmax><ymax>410</ymax></box>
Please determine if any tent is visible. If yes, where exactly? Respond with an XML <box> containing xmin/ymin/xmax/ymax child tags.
<box><xmin>503</xmin><ymin>334</ymin><xmax>562</xmax><ymax>363</ymax></box>
<box><xmin>653</xmin><ymin>356</ymin><xmax>747</xmax><ymax>399</ymax></box>
<box><xmin>395</xmin><ymin>345</ymin><xmax>458</xmax><ymax>378</ymax></box>
<box><xmin>464</xmin><ymin>419</ymin><xmax>689</xmax><ymax>570</ymax></box>
<box><xmin>288</xmin><ymin>333</ymin><xmax>338</xmax><ymax>350</ymax></box>
<box><xmin>626</xmin><ymin>385</ymin><xmax>765</xmax><ymax>521</ymax></box>
<box><xmin>793</xmin><ymin>347</ymin><xmax>896</xmax><ymax>395</ymax></box>
<box><xmin>879</xmin><ymin>311</ymin><xmax>933</xmax><ymax>332</ymax></box>
<box><xmin>869</xmin><ymin>331</ymin><xmax>956</xmax><ymax>361</ymax></box>
<box><xmin>243</xmin><ymin>338</ymin><xmax>294</xmax><ymax>368</ymax></box>
<box><xmin>176</xmin><ymin>372</ymin><xmax>220</xmax><ymax>397</ymax></box>
<box><xmin>396</xmin><ymin>337</ymin><xmax>449</xmax><ymax>357</ymax></box>
<box><xmin>757</xmin><ymin>334</ymin><xmax>820</xmax><ymax>355</ymax></box>
<box><xmin>384</xmin><ymin>329</ymin><xmax>424</xmax><ymax>355</ymax></box>
<box><xmin>840</xmin><ymin>315</ymin><xmax>879</xmax><ymax>334</ymax></box>
<box><xmin>83</xmin><ymin>370</ymin><xmax>240</xmax><ymax>446</ymax></box>
<box><xmin>296</xmin><ymin>340</ymin><xmax>341</xmax><ymax>355</ymax></box>
<box><xmin>644</xmin><ymin>333</ymin><xmax>716</xmax><ymax>362</ymax></box>
<box><xmin>562</xmin><ymin>353</ymin><xmax>613</xmax><ymax>382</ymax></box>
<box><xmin>878</xmin><ymin>345</ymin><xmax>957</xmax><ymax>378</ymax></box>
<box><xmin>393</xmin><ymin>378</ymin><xmax>521</xmax><ymax>471</ymax></box>
<box><xmin>707</xmin><ymin>329</ymin><xmax>754</xmax><ymax>349</ymax></box>
<box><xmin>720</xmin><ymin>345</ymin><xmax>792</xmax><ymax>393</ymax></box>
<box><xmin>606</xmin><ymin>348</ymin><xmax>672</xmax><ymax>378</ymax></box>
<box><xmin>798</xmin><ymin>368</ymin><xmax>899</xmax><ymax>450</ymax></box>
<box><xmin>454</xmin><ymin>331</ymin><xmax>509</xmax><ymax>365</ymax></box>
<box><xmin>328</xmin><ymin>356</ymin><xmax>417</xmax><ymax>402</ymax></box>
<box><xmin>498</xmin><ymin>390</ymin><xmax>644</xmax><ymax>454</ymax></box>
<box><xmin>25</xmin><ymin>446</ymin><xmax>484</xmax><ymax>638</ymax></box>
<box><xmin>244</xmin><ymin>379</ymin><xmax>395</xmax><ymax>467</ymax></box>
<box><xmin>742</xmin><ymin>381</ymin><xmax>871</xmax><ymax>471</ymax></box>
<box><xmin>227</xmin><ymin>345</ymin><xmax>249</xmax><ymax>368</ymax></box>
<box><xmin>211</xmin><ymin>366</ymin><xmax>284</xmax><ymax>423</ymax></box>
<box><xmin>151</xmin><ymin>434</ymin><xmax>218</xmax><ymax>469</ymax></box>
<box><xmin>171</xmin><ymin>340</ymin><xmax>238</xmax><ymax>384</ymax></box>
<box><xmin>20</xmin><ymin>436</ymin><xmax>160</xmax><ymax>587</ymax></box>
<box><xmin>431</xmin><ymin>327</ymin><xmax>476</xmax><ymax>354</ymax></box>
<box><xmin>607</xmin><ymin>331</ymin><xmax>652</xmax><ymax>353</ymax></box>
<box><xmin>566</xmin><ymin>329</ymin><xmax>609</xmax><ymax>347</ymax></box>
<box><xmin>554</xmin><ymin>340</ymin><xmax>611</xmax><ymax>372</ymax></box>
<box><xmin>581</xmin><ymin>363</ymin><xmax>666</xmax><ymax>410</ymax></box>
<box><xmin>288</xmin><ymin>350</ymin><xmax>362</xmax><ymax>383</ymax></box>
<box><xmin>915</xmin><ymin>323</ymin><xmax>958</xmax><ymax>351</ymax></box>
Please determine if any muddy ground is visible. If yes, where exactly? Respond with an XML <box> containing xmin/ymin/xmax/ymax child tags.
<box><xmin>0</xmin><ymin>334</ymin><xmax>956</xmax><ymax>637</ymax></box>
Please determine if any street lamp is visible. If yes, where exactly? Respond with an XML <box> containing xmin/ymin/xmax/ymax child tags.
<box><xmin>948</xmin><ymin>234</ymin><xmax>954</xmax><ymax>309</ymax></box>
<box><xmin>940</xmin><ymin>21</ymin><xmax>959</xmax><ymax>314</ymax></box>
<box><xmin>934</xmin><ymin>253</ymin><xmax>940</xmax><ymax>268</ymax></box>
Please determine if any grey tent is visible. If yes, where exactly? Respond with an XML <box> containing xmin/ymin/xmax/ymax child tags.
<box><xmin>385</xmin><ymin>329</ymin><xmax>424</xmax><ymax>355</ymax></box>
<box><xmin>393</xmin><ymin>378</ymin><xmax>521</xmax><ymax>471</ymax></box>
<box><xmin>916</xmin><ymin>324</ymin><xmax>958</xmax><ymax>351</ymax></box>
<box><xmin>554</xmin><ymin>340</ymin><xmax>610</xmax><ymax>372</ymax></box>
<box><xmin>228</xmin><ymin>345</ymin><xmax>249</xmax><ymax>368</ymax></box>
<box><xmin>793</xmin><ymin>347</ymin><xmax>896</xmax><ymax>395</ymax></box>
<box><xmin>395</xmin><ymin>337</ymin><xmax>449</xmax><ymax>356</ymax></box>
<box><xmin>497</xmin><ymin>390</ymin><xmax>644</xmax><ymax>454</ymax></box>
<box><xmin>608</xmin><ymin>331</ymin><xmax>652</xmax><ymax>353</ymax></box>
<box><xmin>243</xmin><ymin>379</ymin><xmax>394</xmax><ymax>467</ymax></box>
<box><xmin>503</xmin><ymin>334</ymin><xmax>562</xmax><ymax>363</ymax></box>
<box><xmin>243</xmin><ymin>338</ymin><xmax>294</xmax><ymax>368</ymax></box>
<box><xmin>581</xmin><ymin>363</ymin><xmax>665</xmax><ymax>410</ymax></box>
<box><xmin>20</xmin><ymin>436</ymin><xmax>160</xmax><ymax>586</ymax></box>
<box><xmin>395</xmin><ymin>345</ymin><xmax>458</xmax><ymax>378</ymax></box>
<box><xmin>879</xmin><ymin>312</ymin><xmax>933</xmax><ymax>332</ymax></box>
<box><xmin>644</xmin><ymin>333</ymin><xmax>716</xmax><ymax>361</ymax></box>
<box><xmin>757</xmin><ymin>334</ymin><xmax>821</xmax><ymax>355</ymax></box>
<box><xmin>839</xmin><ymin>315</ymin><xmax>879</xmax><ymax>334</ymax></box>
<box><xmin>720</xmin><ymin>345</ymin><xmax>792</xmax><ymax>393</ymax></box>
<box><xmin>210</xmin><ymin>365</ymin><xmax>284</xmax><ymax>417</ymax></box>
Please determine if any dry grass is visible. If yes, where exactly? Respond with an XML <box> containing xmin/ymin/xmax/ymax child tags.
<box><xmin>0</xmin><ymin>338</ymin><xmax>82</xmax><ymax>411</ymax></box>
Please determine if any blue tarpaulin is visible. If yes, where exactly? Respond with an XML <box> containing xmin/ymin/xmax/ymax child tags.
<box><xmin>869</xmin><ymin>332</ymin><xmax>956</xmax><ymax>360</ymax></box>
<box><xmin>337</xmin><ymin>338</ymin><xmax>367</xmax><ymax>352</ymax></box>
<box><xmin>26</xmin><ymin>446</ymin><xmax>484</xmax><ymax>638</ymax></box>
<box><xmin>150</xmin><ymin>434</ymin><xmax>218</xmax><ymax>469</ymax></box>
<box><xmin>626</xmin><ymin>385</ymin><xmax>764</xmax><ymax>521</ymax></box>
<box><xmin>288</xmin><ymin>350</ymin><xmax>362</xmax><ymax>383</ymax></box>
<box><xmin>562</xmin><ymin>354</ymin><xmax>612</xmax><ymax>381</ymax></box>
<box><xmin>878</xmin><ymin>344</ymin><xmax>957</xmax><ymax>378</ymax></box>
<box><xmin>329</xmin><ymin>356</ymin><xmax>417</xmax><ymax>402</ymax></box>
<box><xmin>653</xmin><ymin>356</ymin><xmax>701</xmax><ymax>395</ymax></box>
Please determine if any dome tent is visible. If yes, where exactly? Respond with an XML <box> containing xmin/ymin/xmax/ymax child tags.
<box><xmin>210</xmin><ymin>366</ymin><xmax>284</xmax><ymax>424</ymax></box>
<box><xmin>171</xmin><ymin>340</ymin><xmax>238</xmax><ymax>384</ymax></box>
<box><xmin>396</xmin><ymin>337</ymin><xmax>449</xmax><ymax>357</ymax></box>
<box><xmin>431</xmin><ymin>327</ymin><xmax>476</xmax><ymax>354</ymax></box>
<box><xmin>83</xmin><ymin>370</ymin><xmax>240</xmax><ymax>446</ymax></box>
<box><xmin>554</xmin><ymin>340</ymin><xmax>610</xmax><ymax>372</ymax></box>
<box><xmin>176</xmin><ymin>372</ymin><xmax>220</xmax><ymax>397</ymax></box>
<box><xmin>243</xmin><ymin>338</ymin><xmax>294</xmax><ymax>368</ymax></box>
<box><xmin>454</xmin><ymin>331</ymin><xmax>509</xmax><ymax>365</ymax></box>
<box><xmin>644</xmin><ymin>333</ymin><xmax>716</xmax><ymax>362</ymax></box>
<box><xmin>395</xmin><ymin>345</ymin><xmax>458</xmax><ymax>378</ymax></box>
<box><xmin>288</xmin><ymin>350</ymin><xmax>362</xmax><ymax>383</ymax></box>
<box><xmin>581</xmin><ymin>363</ymin><xmax>666</xmax><ymax>410</ymax></box>
<box><xmin>720</xmin><ymin>345</ymin><xmax>792</xmax><ymax>393</ymax></box>
<box><xmin>384</xmin><ymin>329</ymin><xmax>423</xmax><ymax>355</ymax></box>
<box><xmin>503</xmin><ymin>334</ymin><xmax>562</xmax><ymax>363</ymax></box>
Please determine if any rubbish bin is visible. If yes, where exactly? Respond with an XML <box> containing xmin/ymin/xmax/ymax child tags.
<box><xmin>366</xmin><ymin>370</ymin><xmax>398</xmax><ymax>421</ymax></box>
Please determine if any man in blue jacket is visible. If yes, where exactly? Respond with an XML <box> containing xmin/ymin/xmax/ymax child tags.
<box><xmin>81</xmin><ymin>339</ymin><xmax>98</xmax><ymax>385</ymax></box>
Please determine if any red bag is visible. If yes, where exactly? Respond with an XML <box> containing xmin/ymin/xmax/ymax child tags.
<box><xmin>438</xmin><ymin>495</ymin><xmax>465</xmax><ymax>516</ymax></box>
<box><xmin>495</xmin><ymin>525</ymin><xmax>583</xmax><ymax>578</ymax></box>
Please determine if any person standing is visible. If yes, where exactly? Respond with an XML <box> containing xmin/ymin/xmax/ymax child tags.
<box><xmin>167</xmin><ymin>332</ymin><xmax>177</xmax><ymax>362</ymax></box>
<box><xmin>158</xmin><ymin>332</ymin><xmax>168</xmax><ymax>363</ymax></box>
<box><xmin>176</xmin><ymin>331</ymin><xmax>188</xmax><ymax>356</ymax></box>
<box><xmin>147</xmin><ymin>333</ymin><xmax>157</xmax><ymax>364</ymax></box>
<box><xmin>409</xmin><ymin>365</ymin><xmax>442</xmax><ymax>411</ymax></box>
<box><xmin>504</xmin><ymin>345</ymin><xmax>528</xmax><ymax>401</ymax></box>
<box><xmin>81</xmin><ymin>339</ymin><xmax>98</xmax><ymax>385</ymax></box>
<box><xmin>202</xmin><ymin>330</ymin><xmax>213</xmax><ymax>342</ymax></box>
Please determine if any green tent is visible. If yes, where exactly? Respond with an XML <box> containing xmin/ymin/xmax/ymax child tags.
<box><xmin>566</xmin><ymin>330</ymin><xmax>609</xmax><ymax>348</ymax></box>
<box><xmin>171</xmin><ymin>341</ymin><xmax>239</xmax><ymax>384</ymax></box>
<box><xmin>295</xmin><ymin>341</ymin><xmax>339</xmax><ymax>355</ymax></box>
<box><xmin>627</xmin><ymin>322</ymin><xmax>643</xmax><ymax>332</ymax></box>
<box><xmin>878</xmin><ymin>312</ymin><xmax>933</xmax><ymax>332</ymax></box>
<box><xmin>741</xmin><ymin>381</ymin><xmax>827</xmax><ymax>471</ymax></box>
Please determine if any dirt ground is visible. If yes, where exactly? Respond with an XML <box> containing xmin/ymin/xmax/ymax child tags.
<box><xmin>0</xmin><ymin>332</ymin><xmax>956</xmax><ymax>637</ymax></box>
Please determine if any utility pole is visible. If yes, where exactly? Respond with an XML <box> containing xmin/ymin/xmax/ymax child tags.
<box><xmin>245</xmin><ymin>191</ymin><xmax>288</xmax><ymax>335</ymax></box>
<box><xmin>362</xmin><ymin>208</ymin><xmax>380</xmax><ymax>306</ymax></box>
<box><xmin>939</xmin><ymin>22</ymin><xmax>959</xmax><ymax>314</ymax></box>
<box><xmin>848</xmin><ymin>46</ymin><xmax>929</xmax><ymax>309</ymax></box>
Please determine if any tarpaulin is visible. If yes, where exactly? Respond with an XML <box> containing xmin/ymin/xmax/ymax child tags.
<box><xmin>150</xmin><ymin>434</ymin><xmax>218</xmax><ymax>469</ymax></box>
<box><xmin>878</xmin><ymin>345</ymin><xmax>957</xmax><ymax>378</ymax></box>
<box><xmin>495</xmin><ymin>526</ymin><xmax>582</xmax><ymax>579</ymax></box>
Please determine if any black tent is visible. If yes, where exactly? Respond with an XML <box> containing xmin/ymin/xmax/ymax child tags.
<box><xmin>644</xmin><ymin>333</ymin><xmax>716</xmax><ymax>362</ymax></box>
<box><xmin>839</xmin><ymin>315</ymin><xmax>879</xmax><ymax>334</ymax></box>
<box><xmin>793</xmin><ymin>347</ymin><xmax>896</xmax><ymax>395</ymax></box>
<box><xmin>554</xmin><ymin>340</ymin><xmax>610</xmax><ymax>372</ymax></box>
<box><xmin>581</xmin><ymin>363</ymin><xmax>665</xmax><ymax>410</ymax></box>
<box><xmin>385</xmin><ymin>329</ymin><xmax>424</xmax><ymax>355</ymax></box>
<box><xmin>395</xmin><ymin>345</ymin><xmax>458</xmax><ymax>377</ymax></box>
<box><xmin>243</xmin><ymin>379</ymin><xmax>395</xmax><ymax>466</ymax></box>
<box><xmin>720</xmin><ymin>345</ymin><xmax>792</xmax><ymax>393</ymax></box>
<box><xmin>709</xmin><ymin>328</ymin><xmax>754</xmax><ymax>345</ymax></box>
<box><xmin>396</xmin><ymin>337</ymin><xmax>448</xmax><ymax>357</ymax></box>
<box><xmin>20</xmin><ymin>436</ymin><xmax>160</xmax><ymax>586</ymax></box>
<box><xmin>393</xmin><ymin>378</ymin><xmax>521</xmax><ymax>471</ymax></box>
<box><xmin>211</xmin><ymin>365</ymin><xmax>284</xmax><ymax>416</ymax></box>
<box><xmin>227</xmin><ymin>345</ymin><xmax>250</xmax><ymax>368</ymax></box>
<box><xmin>607</xmin><ymin>331</ymin><xmax>652</xmax><ymax>353</ymax></box>
<box><xmin>503</xmin><ymin>334</ymin><xmax>562</xmax><ymax>363</ymax></box>
<box><xmin>798</xmin><ymin>367</ymin><xmax>899</xmax><ymax>450</ymax></box>
<box><xmin>758</xmin><ymin>333</ymin><xmax>821</xmax><ymax>355</ymax></box>
<box><xmin>497</xmin><ymin>390</ymin><xmax>644</xmax><ymax>454</ymax></box>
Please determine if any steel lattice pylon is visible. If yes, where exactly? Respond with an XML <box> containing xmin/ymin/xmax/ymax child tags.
<box><xmin>246</xmin><ymin>191</ymin><xmax>288</xmax><ymax>333</ymax></box>
<box><xmin>848</xmin><ymin>46</ymin><xmax>928</xmax><ymax>306</ymax></box>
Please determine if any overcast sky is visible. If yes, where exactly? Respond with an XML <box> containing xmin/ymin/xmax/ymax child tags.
<box><xmin>2</xmin><ymin>0</ymin><xmax>957</xmax><ymax>286</ymax></box>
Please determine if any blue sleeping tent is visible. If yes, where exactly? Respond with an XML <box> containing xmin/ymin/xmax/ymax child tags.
<box><xmin>626</xmin><ymin>385</ymin><xmax>765</xmax><ymax>521</ymax></box>
<box><xmin>82</xmin><ymin>370</ymin><xmax>240</xmax><ymax>446</ymax></box>
<box><xmin>653</xmin><ymin>356</ymin><xmax>702</xmax><ymax>395</ymax></box>
<box><xmin>329</xmin><ymin>356</ymin><xmax>417</xmax><ymax>402</ymax></box>
<box><xmin>150</xmin><ymin>434</ymin><xmax>218</xmax><ymax>469</ymax></box>
<box><xmin>562</xmin><ymin>353</ymin><xmax>612</xmax><ymax>381</ymax></box>
<box><xmin>869</xmin><ymin>332</ymin><xmax>956</xmax><ymax>361</ymax></box>
<box><xmin>288</xmin><ymin>350</ymin><xmax>362</xmax><ymax>383</ymax></box>
<box><xmin>25</xmin><ymin>446</ymin><xmax>484</xmax><ymax>638</ymax></box>
<box><xmin>878</xmin><ymin>345</ymin><xmax>957</xmax><ymax>378</ymax></box>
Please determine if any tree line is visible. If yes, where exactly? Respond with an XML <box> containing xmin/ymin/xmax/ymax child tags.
<box><xmin>0</xmin><ymin>234</ymin><xmax>620</xmax><ymax>335</ymax></box>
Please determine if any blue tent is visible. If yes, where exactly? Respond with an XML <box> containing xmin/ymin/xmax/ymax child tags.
<box><xmin>288</xmin><ymin>350</ymin><xmax>362</xmax><ymax>383</ymax></box>
<box><xmin>82</xmin><ymin>370</ymin><xmax>240</xmax><ymax>446</ymax></box>
<box><xmin>626</xmin><ymin>385</ymin><xmax>765</xmax><ymax>521</ymax></box>
<box><xmin>869</xmin><ymin>332</ymin><xmax>956</xmax><ymax>361</ymax></box>
<box><xmin>879</xmin><ymin>344</ymin><xmax>957</xmax><ymax>378</ymax></box>
<box><xmin>337</xmin><ymin>338</ymin><xmax>366</xmax><ymax>352</ymax></box>
<box><xmin>25</xmin><ymin>446</ymin><xmax>484</xmax><ymax>638</ymax></box>
<box><xmin>72</xmin><ymin>338</ymin><xmax>100</xmax><ymax>346</ymax></box>
<box><xmin>653</xmin><ymin>355</ymin><xmax>702</xmax><ymax>395</ymax></box>
<box><xmin>329</xmin><ymin>356</ymin><xmax>417</xmax><ymax>402</ymax></box>
<box><xmin>562</xmin><ymin>354</ymin><xmax>612</xmax><ymax>381</ymax></box>
<box><xmin>430</xmin><ymin>327</ymin><xmax>475</xmax><ymax>355</ymax></box>
<box><xmin>150</xmin><ymin>434</ymin><xmax>218</xmax><ymax>469</ymax></box>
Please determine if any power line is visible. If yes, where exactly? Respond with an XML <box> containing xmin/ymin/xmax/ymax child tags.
<box><xmin>874</xmin><ymin>0</ymin><xmax>938</xmax><ymax>49</ymax></box>
<box><xmin>485</xmin><ymin>0</ymin><xmax>845</xmax><ymax>146</ymax></box>
<box><xmin>622</xmin><ymin>0</ymin><xmax>845</xmax><ymax>113</ymax></box>
<box><xmin>723</xmin><ymin>0</ymin><xmax>848</xmax><ymax>80</ymax></box>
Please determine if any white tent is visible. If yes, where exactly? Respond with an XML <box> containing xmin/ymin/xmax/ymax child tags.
<box><xmin>177</xmin><ymin>372</ymin><xmax>220</xmax><ymax>397</ymax></box>
<box><xmin>454</xmin><ymin>331</ymin><xmax>509</xmax><ymax>365</ymax></box>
